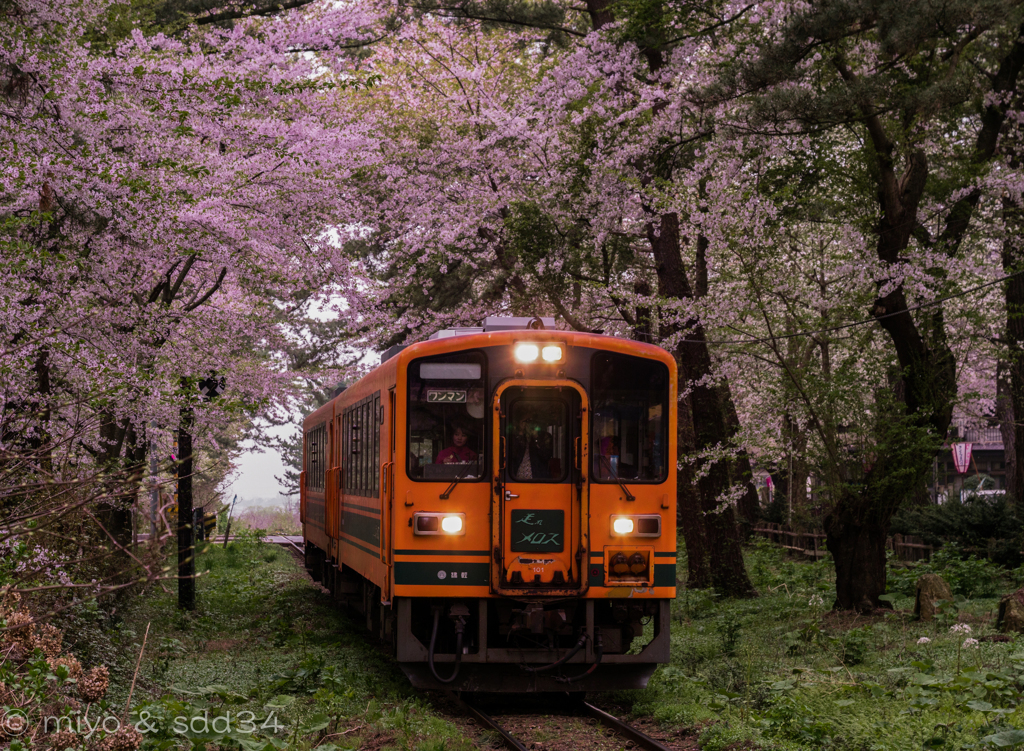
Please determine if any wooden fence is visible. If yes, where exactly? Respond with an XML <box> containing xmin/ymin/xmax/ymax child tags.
<box><xmin>753</xmin><ymin>524</ymin><xmax>935</xmax><ymax>562</ymax></box>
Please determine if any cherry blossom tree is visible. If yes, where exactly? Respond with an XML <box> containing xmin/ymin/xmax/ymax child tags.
<box><xmin>0</xmin><ymin>0</ymin><xmax>386</xmax><ymax>598</ymax></box>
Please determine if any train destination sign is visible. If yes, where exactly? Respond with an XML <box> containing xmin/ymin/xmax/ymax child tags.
<box><xmin>427</xmin><ymin>389</ymin><xmax>467</xmax><ymax>403</ymax></box>
<box><xmin>510</xmin><ymin>509</ymin><xmax>564</xmax><ymax>552</ymax></box>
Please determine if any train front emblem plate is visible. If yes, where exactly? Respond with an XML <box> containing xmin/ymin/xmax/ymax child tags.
<box><xmin>510</xmin><ymin>510</ymin><xmax>564</xmax><ymax>552</ymax></box>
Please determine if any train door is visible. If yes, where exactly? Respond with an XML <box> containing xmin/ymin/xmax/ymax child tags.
<box><xmin>492</xmin><ymin>380</ymin><xmax>589</xmax><ymax>593</ymax></box>
<box><xmin>381</xmin><ymin>389</ymin><xmax>396</xmax><ymax>604</ymax></box>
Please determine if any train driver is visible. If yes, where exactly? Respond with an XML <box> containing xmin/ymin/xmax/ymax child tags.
<box><xmin>437</xmin><ymin>424</ymin><xmax>478</xmax><ymax>465</ymax></box>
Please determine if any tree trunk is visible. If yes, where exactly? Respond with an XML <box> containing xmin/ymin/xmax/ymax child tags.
<box><xmin>32</xmin><ymin>348</ymin><xmax>52</xmax><ymax>472</ymax></box>
<box><xmin>647</xmin><ymin>212</ymin><xmax>755</xmax><ymax>597</ymax></box>
<box><xmin>720</xmin><ymin>382</ymin><xmax>761</xmax><ymax>529</ymax></box>
<box><xmin>823</xmin><ymin>508</ymin><xmax>888</xmax><ymax>612</ymax></box>
<box><xmin>676</xmin><ymin>391</ymin><xmax>711</xmax><ymax>588</ymax></box>
<box><xmin>817</xmin><ymin>32</ymin><xmax>1024</xmax><ymax>606</ymax></box>
<box><xmin>997</xmin><ymin>360</ymin><xmax>1017</xmax><ymax>502</ymax></box>
<box><xmin>1004</xmin><ymin>190</ymin><xmax>1024</xmax><ymax>505</ymax></box>
<box><xmin>97</xmin><ymin>413</ymin><xmax>133</xmax><ymax>549</ymax></box>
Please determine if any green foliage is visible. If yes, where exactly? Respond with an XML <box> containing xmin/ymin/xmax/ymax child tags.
<box><xmin>108</xmin><ymin>540</ymin><xmax>475</xmax><ymax>751</ymax></box>
<box><xmin>629</xmin><ymin>541</ymin><xmax>1024</xmax><ymax>750</ymax></box>
<box><xmin>887</xmin><ymin>544</ymin><xmax>1006</xmax><ymax>598</ymax></box>
<box><xmin>891</xmin><ymin>493</ymin><xmax>1024</xmax><ymax>567</ymax></box>
<box><xmin>831</xmin><ymin>624</ymin><xmax>873</xmax><ymax>666</ymax></box>
<box><xmin>756</xmin><ymin>682</ymin><xmax>838</xmax><ymax>745</ymax></box>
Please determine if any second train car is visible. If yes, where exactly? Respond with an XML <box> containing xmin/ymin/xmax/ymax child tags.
<box><xmin>300</xmin><ymin>317</ymin><xmax>677</xmax><ymax>691</ymax></box>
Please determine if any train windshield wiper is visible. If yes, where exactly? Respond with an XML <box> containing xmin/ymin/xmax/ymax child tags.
<box><xmin>440</xmin><ymin>463</ymin><xmax>477</xmax><ymax>499</ymax></box>
<box><xmin>598</xmin><ymin>456</ymin><xmax>635</xmax><ymax>501</ymax></box>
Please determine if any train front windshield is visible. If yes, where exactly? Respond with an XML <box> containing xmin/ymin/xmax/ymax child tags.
<box><xmin>407</xmin><ymin>352</ymin><xmax>487</xmax><ymax>481</ymax></box>
<box><xmin>592</xmin><ymin>352</ymin><xmax>669</xmax><ymax>483</ymax></box>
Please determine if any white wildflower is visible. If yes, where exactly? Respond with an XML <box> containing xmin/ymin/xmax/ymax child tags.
<box><xmin>950</xmin><ymin>623</ymin><xmax>972</xmax><ymax>635</ymax></box>
<box><xmin>963</xmin><ymin>638</ymin><xmax>980</xmax><ymax>649</ymax></box>
<box><xmin>809</xmin><ymin>594</ymin><xmax>824</xmax><ymax>607</ymax></box>
<box><xmin>917</xmin><ymin>637</ymin><xmax>931</xmax><ymax>645</ymax></box>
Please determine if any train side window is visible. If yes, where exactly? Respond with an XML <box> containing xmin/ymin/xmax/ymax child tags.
<box><xmin>373</xmin><ymin>394</ymin><xmax>381</xmax><ymax>494</ymax></box>
<box><xmin>362</xmin><ymin>400</ymin><xmax>371</xmax><ymax>493</ymax></box>
<box><xmin>591</xmin><ymin>353</ymin><xmax>669</xmax><ymax>484</ymax></box>
<box><xmin>341</xmin><ymin>392</ymin><xmax>381</xmax><ymax>497</ymax></box>
<box><xmin>407</xmin><ymin>351</ymin><xmax>487</xmax><ymax>481</ymax></box>
<box><xmin>305</xmin><ymin>422</ymin><xmax>326</xmax><ymax>491</ymax></box>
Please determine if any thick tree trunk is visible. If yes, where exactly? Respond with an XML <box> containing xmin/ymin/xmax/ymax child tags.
<box><xmin>648</xmin><ymin>212</ymin><xmax>755</xmax><ymax>597</ymax></box>
<box><xmin>823</xmin><ymin>509</ymin><xmax>888</xmax><ymax>612</ymax></box>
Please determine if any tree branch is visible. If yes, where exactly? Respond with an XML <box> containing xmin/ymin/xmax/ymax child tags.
<box><xmin>183</xmin><ymin>267</ymin><xmax>228</xmax><ymax>312</ymax></box>
<box><xmin>194</xmin><ymin>0</ymin><xmax>318</xmax><ymax>25</ymax></box>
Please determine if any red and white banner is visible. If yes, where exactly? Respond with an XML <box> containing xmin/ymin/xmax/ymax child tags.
<box><xmin>952</xmin><ymin>442</ymin><xmax>973</xmax><ymax>474</ymax></box>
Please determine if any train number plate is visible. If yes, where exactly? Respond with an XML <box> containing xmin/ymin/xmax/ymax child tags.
<box><xmin>510</xmin><ymin>510</ymin><xmax>564</xmax><ymax>552</ymax></box>
<box><xmin>427</xmin><ymin>390</ymin><xmax>467</xmax><ymax>403</ymax></box>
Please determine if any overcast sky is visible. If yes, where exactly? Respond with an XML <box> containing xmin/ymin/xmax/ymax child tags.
<box><xmin>218</xmin><ymin>339</ymin><xmax>380</xmax><ymax>510</ymax></box>
<box><xmin>220</xmin><ymin>422</ymin><xmax>294</xmax><ymax>509</ymax></box>
<box><xmin>222</xmin><ymin>446</ymin><xmax>288</xmax><ymax>508</ymax></box>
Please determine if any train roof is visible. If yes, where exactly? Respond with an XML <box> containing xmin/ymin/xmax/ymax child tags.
<box><xmin>380</xmin><ymin>317</ymin><xmax>670</xmax><ymax>364</ymax></box>
<box><xmin>303</xmin><ymin>319</ymin><xmax>674</xmax><ymax>428</ymax></box>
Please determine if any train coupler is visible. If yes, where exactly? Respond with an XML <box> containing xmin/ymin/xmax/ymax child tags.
<box><xmin>513</xmin><ymin>602</ymin><xmax>567</xmax><ymax>635</ymax></box>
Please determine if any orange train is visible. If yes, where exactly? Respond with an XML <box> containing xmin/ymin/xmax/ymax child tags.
<box><xmin>300</xmin><ymin>317</ymin><xmax>677</xmax><ymax>691</ymax></box>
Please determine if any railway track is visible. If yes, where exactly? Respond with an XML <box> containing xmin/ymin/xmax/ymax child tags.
<box><xmin>265</xmin><ymin>534</ymin><xmax>305</xmax><ymax>555</ymax></box>
<box><xmin>283</xmin><ymin>540</ymin><xmax>682</xmax><ymax>749</ymax></box>
<box><xmin>446</xmin><ymin>691</ymin><xmax>675</xmax><ymax>751</ymax></box>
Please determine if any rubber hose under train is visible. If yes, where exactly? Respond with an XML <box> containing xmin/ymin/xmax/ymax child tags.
<box><xmin>428</xmin><ymin>607</ymin><xmax>465</xmax><ymax>684</ymax></box>
<box><xmin>520</xmin><ymin>631</ymin><xmax>589</xmax><ymax>673</ymax></box>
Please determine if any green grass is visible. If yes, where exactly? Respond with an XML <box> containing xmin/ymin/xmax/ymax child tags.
<box><xmin>619</xmin><ymin>539</ymin><xmax>1024</xmax><ymax>750</ymax></box>
<box><xmin>89</xmin><ymin>535</ymin><xmax>1024</xmax><ymax>750</ymax></box>
<box><xmin>106</xmin><ymin>533</ymin><xmax>477</xmax><ymax>751</ymax></box>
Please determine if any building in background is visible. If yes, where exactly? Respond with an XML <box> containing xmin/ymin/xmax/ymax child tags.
<box><xmin>936</xmin><ymin>420</ymin><xmax>1005</xmax><ymax>502</ymax></box>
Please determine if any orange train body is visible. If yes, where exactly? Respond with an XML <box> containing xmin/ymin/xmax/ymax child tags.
<box><xmin>301</xmin><ymin>322</ymin><xmax>677</xmax><ymax>692</ymax></box>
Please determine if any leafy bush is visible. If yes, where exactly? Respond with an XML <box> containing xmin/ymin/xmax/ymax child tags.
<box><xmin>887</xmin><ymin>544</ymin><xmax>1005</xmax><ymax>598</ymax></box>
<box><xmin>890</xmin><ymin>491</ymin><xmax>1024</xmax><ymax>567</ymax></box>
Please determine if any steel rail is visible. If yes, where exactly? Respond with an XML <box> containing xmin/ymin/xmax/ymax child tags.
<box><xmin>445</xmin><ymin>692</ymin><xmax>529</xmax><ymax>751</ymax></box>
<box><xmin>275</xmin><ymin>537</ymin><xmax>305</xmax><ymax>554</ymax></box>
<box><xmin>580</xmin><ymin>701</ymin><xmax>673</xmax><ymax>751</ymax></box>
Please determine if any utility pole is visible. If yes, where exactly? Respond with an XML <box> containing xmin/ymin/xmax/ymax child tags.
<box><xmin>178</xmin><ymin>385</ymin><xmax>195</xmax><ymax>611</ymax></box>
<box><xmin>178</xmin><ymin>372</ymin><xmax>226</xmax><ymax>610</ymax></box>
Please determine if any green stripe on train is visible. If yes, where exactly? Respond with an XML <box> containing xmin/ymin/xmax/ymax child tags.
<box><xmin>394</xmin><ymin>562</ymin><xmax>489</xmax><ymax>586</ymax></box>
<box><xmin>342</xmin><ymin>509</ymin><xmax>380</xmax><ymax>547</ymax></box>
<box><xmin>654</xmin><ymin>563</ymin><xmax>676</xmax><ymax>587</ymax></box>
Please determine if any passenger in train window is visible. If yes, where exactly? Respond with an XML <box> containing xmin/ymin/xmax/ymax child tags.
<box><xmin>436</xmin><ymin>424</ymin><xmax>478</xmax><ymax>465</ymax></box>
<box><xmin>596</xmin><ymin>435</ymin><xmax>620</xmax><ymax>479</ymax></box>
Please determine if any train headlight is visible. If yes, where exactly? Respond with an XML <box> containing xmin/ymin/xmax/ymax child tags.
<box><xmin>514</xmin><ymin>343</ymin><xmax>539</xmax><ymax>362</ymax></box>
<box><xmin>413</xmin><ymin>512</ymin><xmax>466</xmax><ymax>536</ymax></box>
<box><xmin>611</xmin><ymin>515</ymin><xmax>661</xmax><ymax>537</ymax></box>
<box><xmin>541</xmin><ymin>345</ymin><xmax>563</xmax><ymax>362</ymax></box>
<box><xmin>514</xmin><ymin>342</ymin><xmax>565</xmax><ymax>364</ymax></box>
<box><xmin>441</xmin><ymin>515</ymin><xmax>464</xmax><ymax>533</ymax></box>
